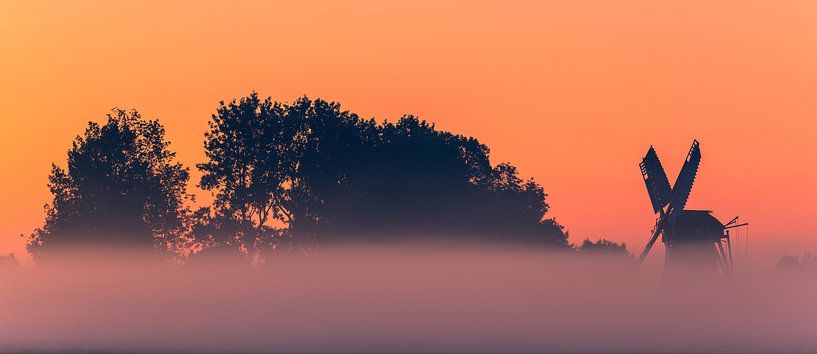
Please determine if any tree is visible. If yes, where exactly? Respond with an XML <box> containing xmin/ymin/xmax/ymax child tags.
<box><xmin>197</xmin><ymin>93</ymin><xmax>297</xmax><ymax>254</ymax></box>
<box><xmin>28</xmin><ymin>109</ymin><xmax>190</xmax><ymax>259</ymax></box>
<box><xmin>279</xmin><ymin>97</ymin><xmax>378</xmax><ymax>238</ymax></box>
<box><xmin>198</xmin><ymin>93</ymin><xmax>569</xmax><ymax>253</ymax></box>
<box><xmin>577</xmin><ymin>238</ymin><xmax>633</xmax><ymax>262</ymax></box>
<box><xmin>0</xmin><ymin>253</ymin><xmax>19</xmax><ymax>268</ymax></box>
<box><xmin>776</xmin><ymin>251</ymin><xmax>817</xmax><ymax>273</ymax></box>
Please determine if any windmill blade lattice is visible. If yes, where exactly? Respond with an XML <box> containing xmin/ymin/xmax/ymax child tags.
<box><xmin>640</xmin><ymin>146</ymin><xmax>672</xmax><ymax>214</ymax></box>
<box><xmin>667</xmin><ymin>140</ymin><xmax>701</xmax><ymax>216</ymax></box>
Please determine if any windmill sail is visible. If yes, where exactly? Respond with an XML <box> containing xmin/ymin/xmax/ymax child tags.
<box><xmin>666</xmin><ymin>140</ymin><xmax>701</xmax><ymax>216</ymax></box>
<box><xmin>640</xmin><ymin>146</ymin><xmax>672</xmax><ymax>214</ymax></box>
<box><xmin>636</xmin><ymin>140</ymin><xmax>701</xmax><ymax>267</ymax></box>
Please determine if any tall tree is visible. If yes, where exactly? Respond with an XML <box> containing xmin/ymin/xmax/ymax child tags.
<box><xmin>28</xmin><ymin>109</ymin><xmax>190</xmax><ymax>259</ymax></box>
<box><xmin>281</xmin><ymin>96</ymin><xmax>378</xmax><ymax>237</ymax></box>
<box><xmin>197</xmin><ymin>93</ymin><xmax>297</xmax><ymax>252</ymax></box>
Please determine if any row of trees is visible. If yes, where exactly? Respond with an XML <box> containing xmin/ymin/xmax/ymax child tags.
<box><xmin>27</xmin><ymin>92</ymin><xmax>627</xmax><ymax>262</ymax></box>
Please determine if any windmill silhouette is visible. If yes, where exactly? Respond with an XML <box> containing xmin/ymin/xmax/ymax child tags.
<box><xmin>636</xmin><ymin>140</ymin><xmax>748</xmax><ymax>276</ymax></box>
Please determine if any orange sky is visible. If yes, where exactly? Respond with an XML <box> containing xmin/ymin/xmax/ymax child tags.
<box><xmin>1</xmin><ymin>0</ymin><xmax>815</xmax><ymax>265</ymax></box>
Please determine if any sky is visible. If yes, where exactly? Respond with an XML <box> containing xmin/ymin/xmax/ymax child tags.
<box><xmin>0</xmin><ymin>0</ymin><xmax>815</xmax><ymax>265</ymax></box>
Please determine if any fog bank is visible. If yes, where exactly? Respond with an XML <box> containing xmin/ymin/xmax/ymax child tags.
<box><xmin>2</xmin><ymin>245</ymin><xmax>815</xmax><ymax>353</ymax></box>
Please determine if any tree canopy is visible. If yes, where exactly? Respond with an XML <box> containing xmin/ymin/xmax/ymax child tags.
<box><xmin>27</xmin><ymin>95</ymin><xmax>572</xmax><ymax>261</ymax></box>
<box><xmin>197</xmin><ymin>93</ymin><xmax>568</xmax><ymax>252</ymax></box>
<box><xmin>28</xmin><ymin>109</ymin><xmax>190</xmax><ymax>259</ymax></box>
<box><xmin>577</xmin><ymin>238</ymin><xmax>633</xmax><ymax>262</ymax></box>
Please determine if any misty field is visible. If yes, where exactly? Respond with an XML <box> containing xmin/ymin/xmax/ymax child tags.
<box><xmin>3</xmin><ymin>246</ymin><xmax>816</xmax><ymax>354</ymax></box>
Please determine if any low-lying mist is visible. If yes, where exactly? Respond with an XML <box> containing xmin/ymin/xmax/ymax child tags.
<box><xmin>2</xmin><ymin>243</ymin><xmax>816</xmax><ymax>354</ymax></box>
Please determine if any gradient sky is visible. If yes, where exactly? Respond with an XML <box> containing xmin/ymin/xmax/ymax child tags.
<box><xmin>1</xmin><ymin>0</ymin><xmax>815</xmax><ymax>265</ymax></box>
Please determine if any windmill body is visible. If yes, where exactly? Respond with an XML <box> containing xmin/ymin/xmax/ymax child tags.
<box><xmin>663</xmin><ymin>210</ymin><xmax>725</xmax><ymax>275</ymax></box>
<box><xmin>636</xmin><ymin>140</ymin><xmax>742</xmax><ymax>277</ymax></box>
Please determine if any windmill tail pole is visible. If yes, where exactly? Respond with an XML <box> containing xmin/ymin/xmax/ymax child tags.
<box><xmin>636</xmin><ymin>223</ymin><xmax>664</xmax><ymax>267</ymax></box>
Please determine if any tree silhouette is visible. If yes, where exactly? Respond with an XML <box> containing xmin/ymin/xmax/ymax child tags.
<box><xmin>197</xmin><ymin>93</ymin><xmax>299</xmax><ymax>254</ymax></box>
<box><xmin>0</xmin><ymin>253</ymin><xmax>19</xmax><ymax>268</ymax></box>
<box><xmin>198</xmin><ymin>93</ymin><xmax>568</xmax><ymax>252</ymax></box>
<box><xmin>28</xmin><ymin>109</ymin><xmax>191</xmax><ymax>259</ymax></box>
<box><xmin>776</xmin><ymin>251</ymin><xmax>817</xmax><ymax>273</ymax></box>
<box><xmin>577</xmin><ymin>238</ymin><xmax>633</xmax><ymax>262</ymax></box>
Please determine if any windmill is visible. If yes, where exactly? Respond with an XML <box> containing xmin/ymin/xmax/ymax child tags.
<box><xmin>636</xmin><ymin>140</ymin><xmax>747</xmax><ymax>276</ymax></box>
